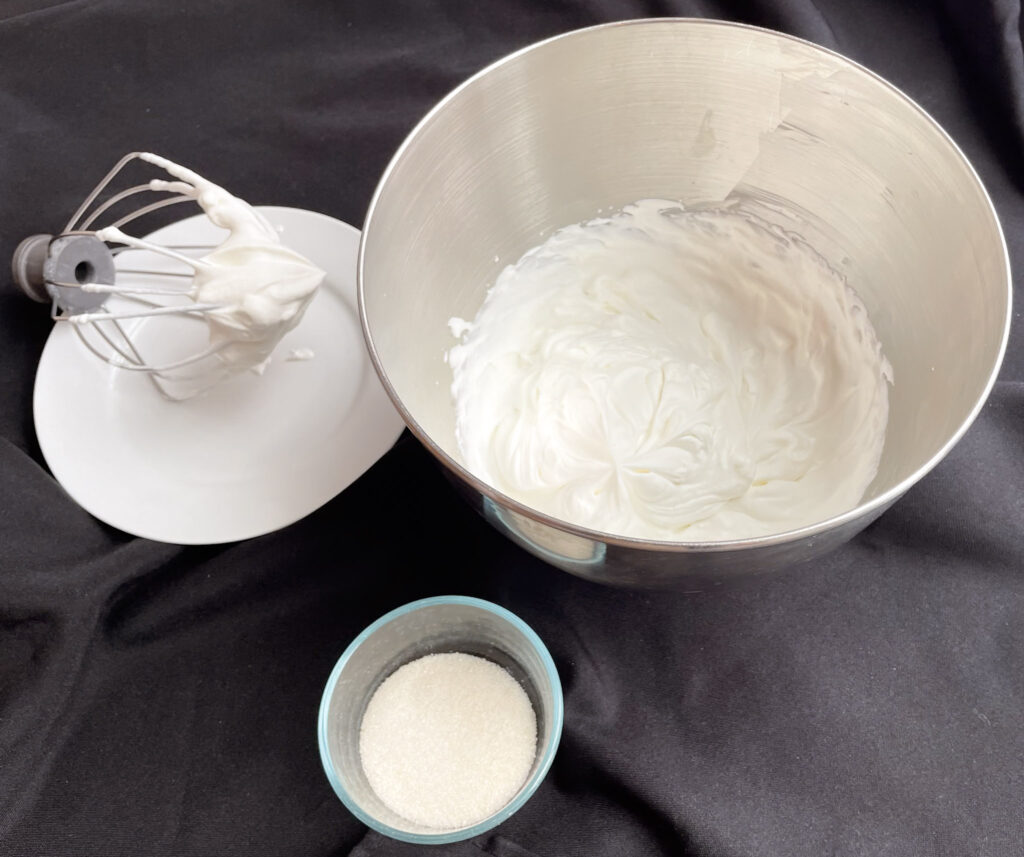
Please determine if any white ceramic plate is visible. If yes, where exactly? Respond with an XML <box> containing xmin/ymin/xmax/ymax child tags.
<box><xmin>33</xmin><ymin>207</ymin><xmax>404</xmax><ymax>544</ymax></box>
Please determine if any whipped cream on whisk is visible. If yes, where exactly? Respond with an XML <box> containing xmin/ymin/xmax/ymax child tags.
<box><xmin>448</xmin><ymin>200</ymin><xmax>892</xmax><ymax>542</ymax></box>
<box><xmin>94</xmin><ymin>152</ymin><xmax>324</xmax><ymax>377</ymax></box>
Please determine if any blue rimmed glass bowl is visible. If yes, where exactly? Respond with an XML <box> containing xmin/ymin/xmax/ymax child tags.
<box><xmin>317</xmin><ymin>595</ymin><xmax>563</xmax><ymax>844</ymax></box>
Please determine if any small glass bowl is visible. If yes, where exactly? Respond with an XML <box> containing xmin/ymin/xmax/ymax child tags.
<box><xmin>317</xmin><ymin>595</ymin><xmax>563</xmax><ymax>844</ymax></box>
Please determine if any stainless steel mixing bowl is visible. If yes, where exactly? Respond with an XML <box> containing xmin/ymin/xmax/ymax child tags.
<box><xmin>358</xmin><ymin>19</ymin><xmax>1011</xmax><ymax>587</ymax></box>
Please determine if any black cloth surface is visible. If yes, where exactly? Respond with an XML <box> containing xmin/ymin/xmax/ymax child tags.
<box><xmin>1</xmin><ymin>1</ymin><xmax>1023</xmax><ymax>855</ymax></box>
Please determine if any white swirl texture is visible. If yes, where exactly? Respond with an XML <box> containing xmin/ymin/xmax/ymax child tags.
<box><xmin>448</xmin><ymin>200</ymin><xmax>892</xmax><ymax>542</ymax></box>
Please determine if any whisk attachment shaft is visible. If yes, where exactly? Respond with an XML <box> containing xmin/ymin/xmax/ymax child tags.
<box><xmin>13</xmin><ymin>233</ymin><xmax>114</xmax><ymax>314</ymax></box>
<box><xmin>12</xmin><ymin>234</ymin><xmax>55</xmax><ymax>303</ymax></box>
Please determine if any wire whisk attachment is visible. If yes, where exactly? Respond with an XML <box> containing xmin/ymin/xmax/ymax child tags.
<box><xmin>12</xmin><ymin>152</ymin><xmax>325</xmax><ymax>401</ymax></box>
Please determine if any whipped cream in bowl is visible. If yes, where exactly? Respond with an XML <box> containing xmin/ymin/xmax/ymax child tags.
<box><xmin>448</xmin><ymin>201</ymin><xmax>893</xmax><ymax>543</ymax></box>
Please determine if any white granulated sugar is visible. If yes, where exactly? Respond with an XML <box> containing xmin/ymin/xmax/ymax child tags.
<box><xmin>359</xmin><ymin>652</ymin><xmax>537</xmax><ymax>830</ymax></box>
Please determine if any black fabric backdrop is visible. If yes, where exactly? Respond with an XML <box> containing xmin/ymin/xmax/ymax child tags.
<box><xmin>1</xmin><ymin>1</ymin><xmax>1023</xmax><ymax>855</ymax></box>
